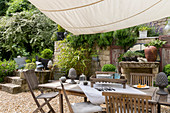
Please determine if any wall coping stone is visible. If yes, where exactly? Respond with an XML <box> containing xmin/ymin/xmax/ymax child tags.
<box><xmin>119</xmin><ymin>62</ymin><xmax>160</xmax><ymax>68</ymax></box>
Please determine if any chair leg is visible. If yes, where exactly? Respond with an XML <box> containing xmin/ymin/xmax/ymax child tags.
<box><xmin>34</xmin><ymin>98</ymin><xmax>53</xmax><ymax>113</ymax></box>
<box><xmin>44</xmin><ymin>98</ymin><xmax>55</xmax><ymax>113</ymax></box>
<box><xmin>33</xmin><ymin>98</ymin><xmax>45</xmax><ymax>113</ymax></box>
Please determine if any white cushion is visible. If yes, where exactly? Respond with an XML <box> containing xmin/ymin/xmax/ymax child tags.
<box><xmin>71</xmin><ymin>102</ymin><xmax>102</xmax><ymax>113</ymax></box>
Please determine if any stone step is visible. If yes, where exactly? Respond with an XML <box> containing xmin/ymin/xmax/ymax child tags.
<box><xmin>0</xmin><ymin>83</ymin><xmax>21</xmax><ymax>94</ymax></box>
<box><xmin>4</xmin><ymin>76</ymin><xmax>26</xmax><ymax>85</ymax></box>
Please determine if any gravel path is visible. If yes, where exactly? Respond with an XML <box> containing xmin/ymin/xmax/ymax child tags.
<box><xmin>0</xmin><ymin>90</ymin><xmax>83</xmax><ymax>113</ymax></box>
<box><xmin>0</xmin><ymin>90</ymin><xmax>170</xmax><ymax>113</ymax></box>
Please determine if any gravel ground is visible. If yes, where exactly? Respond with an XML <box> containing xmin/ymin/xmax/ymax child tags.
<box><xmin>0</xmin><ymin>90</ymin><xmax>169</xmax><ymax>113</ymax></box>
<box><xmin>0</xmin><ymin>90</ymin><xmax>83</xmax><ymax>113</ymax></box>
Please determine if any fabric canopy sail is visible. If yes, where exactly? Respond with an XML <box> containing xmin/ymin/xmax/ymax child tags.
<box><xmin>28</xmin><ymin>0</ymin><xmax>170</xmax><ymax>35</ymax></box>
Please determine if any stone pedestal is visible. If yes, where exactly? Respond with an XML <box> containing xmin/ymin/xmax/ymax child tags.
<box><xmin>119</xmin><ymin>62</ymin><xmax>159</xmax><ymax>84</ymax></box>
<box><xmin>35</xmin><ymin>70</ymin><xmax>51</xmax><ymax>84</ymax></box>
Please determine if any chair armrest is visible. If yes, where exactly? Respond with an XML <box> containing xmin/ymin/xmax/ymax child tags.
<box><xmin>148</xmin><ymin>100</ymin><xmax>157</xmax><ymax>105</ymax></box>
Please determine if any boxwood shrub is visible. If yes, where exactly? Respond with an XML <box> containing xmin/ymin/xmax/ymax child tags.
<box><xmin>102</xmin><ymin>64</ymin><xmax>116</xmax><ymax>72</ymax></box>
<box><xmin>163</xmin><ymin>64</ymin><xmax>170</xmax><ymax>76</ymax></box>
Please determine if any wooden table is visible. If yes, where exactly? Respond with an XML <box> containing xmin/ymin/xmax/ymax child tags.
<box><xmin>38</xmin><ymin>80</ymin><xmax>168</xmax><ymax>113</ymax></box>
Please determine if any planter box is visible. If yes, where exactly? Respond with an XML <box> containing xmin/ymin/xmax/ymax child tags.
<box><xmin>90</xmin><ymin>71</ymin><xmax>127</xmax><ymax>88</ymax></box>
<box><xmin>139</xmin><ymin>30</ymin><xmax>147</xmax><ymax>38</ymax></box>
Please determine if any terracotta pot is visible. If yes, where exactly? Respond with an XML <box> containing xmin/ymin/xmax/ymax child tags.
<box><xmin>144</xmin><ymin>46</ymin><xmax>157</xmax><ymax>62</ymax></box>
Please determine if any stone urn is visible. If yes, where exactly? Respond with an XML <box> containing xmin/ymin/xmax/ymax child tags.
<box><xmin>144</xmin><ymin>46</ymin><xmax>157</xmax><ymax>62</ymax></box>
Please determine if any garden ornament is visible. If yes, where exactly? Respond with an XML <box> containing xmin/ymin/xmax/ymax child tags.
<box><xmin>60</xmin><ymin>76</ymin><xmax>66</xmax><ymax>83</ymax></box>
<box><xmin>35</xmin><ymin>61</ymin><xmax>44</xmax><ymax>71</ymax></box>
<box><xmin>156</xmin><ymin>72</ymin><xmax>168</xmax><ymax>95</ymax></box>
<box><xmin>47</xmin><ymin>60</ymin><xmax>53</xmax><ymax>69</ymax></box>
<box><xmin>79</xmin><ymin>73</ymin><xmax>87</xmax><ymax>85</ymax></box>
<box><xmin>68</xmin><ymin>68</ymin><xmax>77</xmax><ymax>84</ymax></box>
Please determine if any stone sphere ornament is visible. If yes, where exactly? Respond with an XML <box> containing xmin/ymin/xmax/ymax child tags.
<box><xmin>156</xmin><ymin>72</ymin><xmax>168</xmax><ymax>95</ymax></box>
<box><xmin>68</xmin><ymin>68</ymin><xmax>77</xmax><ymax>84</ymax></box>
<box><xmin>60</xmin><ymin>76</ymin><xmax>66</xmax><ymax>83</ymax></box>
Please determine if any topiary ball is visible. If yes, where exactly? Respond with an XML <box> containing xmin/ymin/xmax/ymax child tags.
<box><xmin>102</xmin><ymin>64</ymin><xmax>116</xmax><ymax>72</ymax></box>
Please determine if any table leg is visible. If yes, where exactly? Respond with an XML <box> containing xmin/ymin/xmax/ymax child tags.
<box><xmin>84</xmin><ymin>97</ymin><xmax>87</xmax><ymax>102</ymax></box>
<box><xmin>59</xmin><ymin>91</ymin><xmax>63</xmax><ymax>113</ymax></box>
<box><xmin>157</xmin><ymin>104</ymin><xmax>160</xmax><ymax>113</ymax></box>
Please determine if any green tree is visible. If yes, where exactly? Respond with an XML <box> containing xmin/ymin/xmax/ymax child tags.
<box><xmin>113</xmin><ymin>27</ymin><xmax>138</xmax><ymax>52</ymax></box>
<box><xmin>6</xmin><ymin>0</ymin><xmax>35</xmax><ymax>15</ymax></box>
<box><xmin>0</xmin><ymin>10</ymin><xmax>57</xmax><ymax>59</ymax></box>
<box><xmin>0</xmin><ymin>0</ymin><xmax>11</xmax><ymax>16</ymax></box>
<box><xmin>55</xmin><ymin>39</ymin><xmax>93</xmax><ymax>76</ymax></box>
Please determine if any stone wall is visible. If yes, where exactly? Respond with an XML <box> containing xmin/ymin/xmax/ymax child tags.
<box><xmin>152</xmin><ymin>17</ymin><xmax>168</xmax><ymax>29</ymax></box>
<box><xmin>54</xmin><ymin>41</ymin><xmax>62</xmax><ymax>63</ymax></box>
<box><xmin>97</xmin><ymin>46</ymin><xmax>111</xmax><ymax>68</ymax></box>
<box><xmin>53</xmin><ymin>41</ymin><xmax>66</xmax><ymax>79</ymax></box>
<box><xmin>53</xmin><ymin>18</ymin><xmax>169</xmax><ymax>75</ymax></box>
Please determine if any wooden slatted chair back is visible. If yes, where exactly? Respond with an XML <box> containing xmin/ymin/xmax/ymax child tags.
<box><xmin>130</xmin><ymin>73</ymin><xmax>154</xmax><ymax>86</ymax></box>
<box><xmin>60</xmin><ymin>81</ymin><xmax>74</xmax><ymax>113</ymax></box>
<box><xmin>23</xmin><ymin>69</ymin><xmax>39</xmax><ymax>90</ymax></box>
<box><xmin>102</xmin><ymin>92</ymin><xmax>152</xmax><ymax>113</ymax></box>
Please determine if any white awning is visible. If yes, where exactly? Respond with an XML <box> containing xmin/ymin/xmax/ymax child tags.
<box><xmin>28</xmin><ymin>0</ymin><xmax>170</xmax><ymax>35</ymax></box>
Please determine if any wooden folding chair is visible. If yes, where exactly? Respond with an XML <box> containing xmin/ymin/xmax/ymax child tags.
<box><xmin>130</xmin><ymin>73</ymin><xmax>155</xmax><ymax>86</ymax></box>
<box><xmin>102</xmin><ymin>92</ymin><xmax>156</xmax><ymax>113</ymax></box>
<box><xmin>23</xmin><ymin>70</ymin><xmax>59</xmax><ymax>113</ymax></box>
<box><xmin>60</xmin><ymin>81</ymin><xmax>102</xmax><ymax>113</ymax></box>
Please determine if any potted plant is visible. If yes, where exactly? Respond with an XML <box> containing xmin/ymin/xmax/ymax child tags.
<box><xmin>57</xmin><ymin>25</ymin><xmax>66</xmax><ymax>40</ymax></box>
<box><xmin>95</xmin><ymin>64</ymin><xmax>116</xmax><ymax>79</ymax></box>
<box><xmin>39</xmin><ymin>49</ymin><xmax>53</xmax><ymax>70</ymax></box>
<box><xmin>138</xmin><ymin>26</ymin><xmax>150</xmax><ymax>38</ymax></box>
<box><xmin>24</xmin><ymin>58</ymin><xmax>36</xmax><ymax>70</ymax></box>
<box><xmin>102</xmin><ymin>64</ymin><xmax>116</xmax><ymax>72</ymax></box>
<box><xmin>144</xmin><ymin>39</ymin><xmax>167</xmax><ymax>62</ymax></box>
<box><xmin>123</xmin><ymin>51</ymin><xmax>138</xmax><ymax>61</ymax></box>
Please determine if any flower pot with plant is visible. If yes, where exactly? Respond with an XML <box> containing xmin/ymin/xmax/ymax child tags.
<box><xmin>144</xmin><ymin>39</ymin><xmax>167</xmax><ymax>62</ymax></box>
<box><xmin>123</xmin><ymin>51</ymin><xmax>138</xmax><ymax>61</ymax></box>
<box><xmin>39</xmin><ymin>49</ymin><xmax>53</xmax><ymax>70</ymax></box>
<box><xmin>57</xmin><ymin>25</ymin><xmax>65</xmax><ymax>41</ymax></box>
<box><xmin>95</xmin><ymin>64</ymin><xmax>116</xmax><ymax>79</ymax></box>
<box><xmin>139</xmin><ymin>26</ymin><xmax>150</xmax><ymax>38</ymax></box>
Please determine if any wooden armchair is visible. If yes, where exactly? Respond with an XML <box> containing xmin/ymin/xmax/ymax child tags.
<box><xmin>23</xmin><ymin>70</ymin><xmax>59</xmax><ymax>113</ymax></box>
<box><xmin>60</xmin><ymin>81</ymin><xmax>103</xmax><ymax>113</ymax></box>
<box><xmin>130</xmin><ymin>73</ymin><xmax>155</xmax><ymax>86</ymax></box>
<box><xmin>102</xmin><ymin>92</ymin><xmax>156</xmax><ymax>113</ymax></box>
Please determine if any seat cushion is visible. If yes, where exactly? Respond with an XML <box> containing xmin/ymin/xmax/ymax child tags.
<box><xmin>37</xmin><ymin>92</ymin><xmax>58</xmax><ymax>99</ymax></box>
<box><xmin>71</xmin><ymin>102</ymin><xmax>102</xmax><ymax>113</ymax></box>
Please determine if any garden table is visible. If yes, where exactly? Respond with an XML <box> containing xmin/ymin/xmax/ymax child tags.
<box><xmin>38</xmin><ymin>79</ymin><xmax>168</xmax><ymax>113</ymax></box>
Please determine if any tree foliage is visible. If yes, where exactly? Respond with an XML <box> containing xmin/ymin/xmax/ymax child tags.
<box><xmin>55</xmin><ymin>39</ymin><xmax>93</xmax><ymax>76</ymax></box>
<box><xmin>6</xmin><ymin>0</ymin><xmax>35</xmax><ymax>15</ymax></box>
<box><xmin>0</xmin><ymin>0</ymin><xmax>9</xmax><ymax>16</ymax></box>
<box><xmin>67</xmin><ymin>31</ymin><xmax>114</xmax><ymax>50</ymax></box>
<box><xmin>113</xmin><ymin>27</ymin><xmax>138</xmax><ymax>52</ymax></box>
<box><xmin>0</xmin><ymin>10</ymin><xmax>57</xmax><ymax>59</ymax></box>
